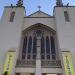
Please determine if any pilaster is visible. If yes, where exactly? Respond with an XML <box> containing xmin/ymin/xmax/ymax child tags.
<box><xmin>35</xmin><ymin>36</ymin><xmax>41</xmax><ymax>75</ymax></box>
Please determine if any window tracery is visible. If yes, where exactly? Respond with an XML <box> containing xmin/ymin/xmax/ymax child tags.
<box><xmin>21</xmin><ymin>26</ymin><xmax>57</xmax><ymax>60</ymax></box>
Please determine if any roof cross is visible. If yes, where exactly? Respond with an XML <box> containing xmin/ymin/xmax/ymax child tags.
<box><xmin>38</xmin><ymin>5</ymin><xmax>41</xmax><ymax>11</ymax></box>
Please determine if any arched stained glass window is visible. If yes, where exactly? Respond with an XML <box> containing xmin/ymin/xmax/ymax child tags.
<box><xmin>32</xmin><ymin>37</ymin><xmax>37</xmax><ymax>59</ymax></box>
<box><xmin>51</xmin><ymin>36</ymin><xmax>56</xmax><ymax>60</ymax></box>
<box><xmin>46</xmin><ymin>36</ymin><xmax>50</xmax><ymax>54</ymax></box>
<box><xmin>27</xmin><ymin>36</ymin><xmax>32</xmax><ymax>59</ymax></box>
<box><xmin>22</xmin><ymin>36</ymin><xmax>27</xmax><ymax>53</ymax></box>
<box><xmin>41</xmin><ymin>37</ymin><xmax>45</xmax><ymax>54</ymax></box>
<box><xmin>22</xmin><ymin>36</ymin><xmax>27</xmax><ymax>59</ymax></box>
<box><xmin>41</xmin><ymin>37</ymin><xmax>45</xmax><ymax>59</ymax></box>
<box><xmin>33</xmin><ymin>37</ymin><xmax>37</xmax><ymax>54</ymax></box>
<box><xmin>51</xmin><ymin>36</ymin><xmax>55</xmax><ymax>54</ymax></box>
<box><xmin>28</xmin><ymin>36</ymin><xmax>32</xmax><ymax>54</ymax></box>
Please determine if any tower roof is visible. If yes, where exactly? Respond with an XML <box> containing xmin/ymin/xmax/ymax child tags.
<box><xmin>27</xmin><ymin>10</ymin><xmax>52</xmax><ymax>17</ymax></box>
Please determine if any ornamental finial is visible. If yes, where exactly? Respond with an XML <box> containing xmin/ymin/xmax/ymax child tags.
<box><xmin>56</xmin><ymin>0</ymin><xmax>63</xmax><ymax>6</ymax></box>
<box><xmin>16</xmin><ymin>0</ymin><xmax>23</xmax><ymax>7</ymax></box>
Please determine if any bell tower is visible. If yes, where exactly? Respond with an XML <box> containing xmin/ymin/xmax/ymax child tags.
<box><xmin>0</xmin><ymin>0</ymin><xmax>25</xmax><ymax>75</ymax></box>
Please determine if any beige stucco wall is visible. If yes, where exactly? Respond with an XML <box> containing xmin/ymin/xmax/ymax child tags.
<box><xmin>15</xmin><ymin>68</ymin><xmax>35</xmax><ymax>73</ymax></box>
<box><xmin>23</xmin><ymin>17</ymin><xmax>56</xmax><ymax>31</ymax></box>
<box><xmin>15</xmin><ymin>67</ymin><xmax>62</xmax><ymax>74</ymax></box>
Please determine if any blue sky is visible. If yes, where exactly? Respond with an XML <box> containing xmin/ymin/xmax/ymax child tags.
<box><xmin>0</xmin><ymin>0</ymin><xmax>75</xmax><ymax>18</ymax></box>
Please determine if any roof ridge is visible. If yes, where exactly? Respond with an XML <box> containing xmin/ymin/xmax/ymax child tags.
<box><xmin>27</xmin><ymin>10</ymin><xmax>51</xmax><ymax>17</ymax></box>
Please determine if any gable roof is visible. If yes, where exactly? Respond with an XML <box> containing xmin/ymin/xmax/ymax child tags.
<box><xmin>27</xmin><ymin>10</ymin><xmax>51</xmax><ymax>17</ymax></box>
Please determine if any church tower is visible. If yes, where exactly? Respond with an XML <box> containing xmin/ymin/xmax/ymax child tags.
<box><xmin>0</xmin><ymin>0</ymin><xmax>25</xmax><ymax>75</ymax></box>
<box><xmin>0</xmin><ymin>0</ymin><xmax>75</xmax><ymax>75</ymax></box>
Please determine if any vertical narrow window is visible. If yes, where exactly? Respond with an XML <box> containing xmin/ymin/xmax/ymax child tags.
<box><xmin>32</xmin><ymin>37</ymin><xmax>37</xmax><ymax>59</ymax></box>
<box><xmin>41</xmin><ymin>37</ymin><xmax>45</xmax><ymax>59</ymax></box>
<box><xmin>51</xmin><ymin>36</ymin><xmax>55</xmax><ymax>53</ymax></box>
<box><xmin>41</xmin><ymin>37</ymin><xmax>45</xmax><ymax>53</ymax></box>
<box><xmin>22</xmin><ymin>36</ymin><xmax>27</xmax><ymax>53</ymax></box>
<box><xmin>64</xmin><ymin>11</ymin><xmax>70</xmax><ymax>22</ymax></box>
<box><xmin>46</xmin><ymin>36</ymin><xmax>50</xmax><ymax>59</ymax></box>
<box><xmin>27</xmin><ymin>36</ymin><xmax>32</xmax><ymax>59</ymax></box>
<box><xmin>51</xmin><ymin>36</ymin><xmax>56</xmax><ymax>60</ymax></box>
<box><xmin>22</xmin><ymin>36</ymin><xmax>27</xmax><ymax>59</ymax></box>
<box><xmin>9</xmin><ymin>11</ymin><xmax>15</xmax><ymax>22</ymax></box>
<box><xmin>46</xmin><ymin>36</ymin><xmax>50</xmax><ymax>54</ymax></box>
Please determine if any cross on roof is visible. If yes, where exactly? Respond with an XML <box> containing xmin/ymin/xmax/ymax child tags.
<box><xmin>38</xmin><ymin>5</ymin><xmax>41</xmax><ymax>11</ymax></box>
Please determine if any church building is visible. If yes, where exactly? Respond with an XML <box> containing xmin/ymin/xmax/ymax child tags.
<box><xmin>0</xmin><ymin>0</ymin><xmax>75</xmax><ymax>75</ymax></box>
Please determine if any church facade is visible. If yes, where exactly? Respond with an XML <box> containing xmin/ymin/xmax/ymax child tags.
<box><xmin>0</xmin><ymin>0</ymin><xmax>75</xmax><ymax>75</ymax></box>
